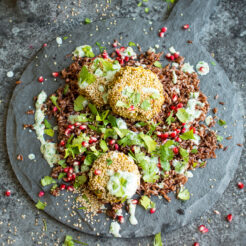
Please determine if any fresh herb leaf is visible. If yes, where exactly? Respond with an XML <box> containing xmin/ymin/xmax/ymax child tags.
<box><xmin>58</xmin><ymin>172</ymin><xmax>66</xmax><ymax>180</ymax></box>
<box><xmin>88</xmin><ymin>103</ymin><xmax>98</xmax><ymax>116</ymax></box>
<box><xmin>166</xmin><ymin>111</ymin><xmax>175</xmax><ymax>125</ymax></box>
<box><xmin>139</xmin><ymin>195</ymin><xmax>155</xmax><ymax>210</ymax></box>
<box><xmin>78</xmin><ymin>206</ymin><xmax>87</xmax><ymax>210</ymax></box>
<box><xmin>100</xmin><ymin>139</ymin><xmax>108</xmax><ymax>152</ymax></box>
<box><xmin>179</xmin><ymin>147</ymin><xmax>189</xmax><ymax>162</ymax></box>
<box><xmin>95</xmin><ymin>42</ymin><xmax>106</xmax><ymax>53</ymax></box>
<box><xmin>177</xmin><ymin>187</ymin><xmax>190</xmax><ymax>201</ymax></box>
<box><xmin>84</xmin><ymin>152</ymin><xmax>97</xmax><ymax>166</ymax></box>
<box><xmin>43</xmin><ymin>219</ymin><xmax>47</xmax><ymax>231</ymax></box>
<box><xmin>64</xmin><ymin>84</ymin><xmax>69</xmax><ymax>95</ymax></box>
<box><xmin>211</xmin><ymin>61</ymin><xmax>216</xmax><ymax>66</ymax></box>
<box><xmin>137</xmin><ymin>1</ymin><xmax>142</xmax><ymax>7</ymax></box>
<box><xmin>106</xmin><ymin>158</ymin><xmax>113</xmax><ymax>166</ymax></box>
<box><xmin>191</xmin><ymin>148</ymin><xmax>198</xmax><ymax>154</ymax></box>
<box><xmin>180</xmin><ymin>130</ymin><xmax>195</xmax><ymax>140</ymax></box>
<box><xmin>154</xmin><ymin>232</ymin><xmax>162</xmax><ymax>246</ymax></box>
<box><xmin>63</xmin><ymin>36</ymin><xmax>68</xmax><ymax>40</ymax></box>
<box><xmin>41</xmin><ymin>176</ymin><xmax>56</xmax><ymax>186</ymax></box>
<box><xmin>139</xmin><ymin>133</ymin><xmax>157</xmax><ymax>153</ymax></box>
<box><xmin>141</xmin><ymin>100</ymin><xmax>151</xmax><ymax>111</ymax></box>
<box><xmin>218</xmin><ymin>119</ymin><xmax>226</xmax><ymax>126</ymax></box>
<box><xmin>35</xmin><ymin>200</ymin><xmax>47</xmax><ymax>210</ymax></box>
<box><xmin>82</xmin><ymin>46</ymin><xmax>95</xmax><ymax>58</ymax></box>
<box><xmin>68</xmin><ymin>114</ymin><xmax>90</xmax><ymax>124</ymax></box>
<box><xmin>128</xmin><ymin>41</ymin><xmax>136</xmax><ymax>46</ymax></box>
<box><xmin>78</xmin><ymin>66</ymin><xmax>96</xmax><ymax>87</ymax></box>
<box><xmin>44</xmin><ymin>119</ymin><xmax>52</xmax><ymax>129</ymax></box>
<box><xmin>176</xmin><ymin>108</ymin><xmax>189</xmax><ymax>123</ymax></box>
<box><xmin>216</xmin><ymin>135</ymin><xmax>223</xmax><ymax>142</ymax></box>
<box><xmin>50</xmin><ymin>95</ymin><xmax>61</xmax><ymax>111</ymax></box>
<box><xmin>44</xmin><ymin>129</ymin><xmax>54</xmax><ymax>137</ymax></box>
<box><xmin>144</xmin><ymin>7</ymin><xmax>149</xmax><ymax>13</ymax></box>
<box><xmin>84</xmin><ymin>18</ymin><xmax>91</xmax><ymax>24</ymax></box>
<box><xmin>73</xmin><ymin>240</ymin><xmax>88</xmax><ymax>245</ymax></box>
<box><xmin>153</xmin><ymin>61</ymin><xmax>162</xmax><ymax>68</ymax></box>
<box><xmin>74</xmin><ymin>95</ymin><xmax>87</xmax><ymax>112</ymax></box>
<box><xmin>74</xmin><ymin>175</ymin><xmax>87</xmax><ymax>189</ymax></box>
<box><xmin>160</xmin><ymin>140</ymin><xmax>174</xmax><ymax>162</ymax></box>
<box><xmin>107</xmin><ymin>115</ymin><xmax>117</xmax><ymax>127</ymax></box>
<box><xmin>58</xmin><ymin>160</ymin><xmax>67</xmax><ymax>168</ymax></box>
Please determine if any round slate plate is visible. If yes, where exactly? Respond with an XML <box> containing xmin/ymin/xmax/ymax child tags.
<box><xmin>6</xmin><ymin>4</ymin><xmax>244</xmax><ymax>238</ymax></box>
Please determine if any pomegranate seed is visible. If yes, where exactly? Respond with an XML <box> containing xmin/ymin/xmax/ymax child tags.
<box><xmin>193</xmin><ymin>243</ymin><xmax>199</xmax><ymax>246</ymax></box>
<box><xmin>108</xmin><ymin>139</ymin><xmax>115</xmax><ymax>145</ymax></box>
<box><xmin>161</xmin><ymin>27</ymin><xmax>167</xmax><ymax>33</ymax></box>
<box><xmin>74</xmin><ymin>122</ymin><xmax>81</xmax><ymax>127</ymax></box>
<box><xmin>190</xmin><ymin>126</ymin><xmax>196</xmax><ymax>133</ymax></box>
<box><xmin>156</xmin><ymin>132</ymin><xmax>162</xmax><ymax>137</ymax></box>
<box><xmin>177</xmin><ymin>103</ymin><xmax>183</xmax><ymax>108</ymax></box>
<box><xmin>63</xmin><ymin>167</ymin><xmax>69</xmax><ymax>173</ymax></box>
<box><xmin>67</xmin><ymin>186</ymin><xmax>74</xmax><ymax>192</ymax></box>
<box><xmin>119</xmin><ymin>47</ymin><xmax>125</xmax><ymax>52</ymax></box>
<box><xmin>172</xmin><ymin>94</ymin><xmax>178</xmax><ymax>101</ymax></box>
<box><xmin>81</xmin><ymin>155</ymin><xmax>86</xmax><ymax>162</ymax></box>
<box><xmin>115</xmin><ymin>49</ymin><xmax>121</xmax><ymax>56</ymax></box>
<box><xmin>226</xmin><ymin>214</ymin><xmax>233</xmax><ymax>222</ymax></box>
<box><xmin>38</xmin><ymin>191</ymin><xmax>45</xmax><ymax>197</ymax></box>
<box><xmin>68</xmin><ymin>167</ymin><xmax>74</xmax><ymax>173</ymax></box>
<box><xmin>170</xmin><ymin>105</ymin><xmax>176</xmax><ymax>110</ymax></box>
<box><xmin>82</xmin><ymin>141</ymin><xmax>89</xmax><ymax>147</ymax></box>
<box><xmin>117</xmin><ymin>215</ymin><xmax>124</xmax><ymax>224</ymax></box>
<box><xmin>67</xmin><ymin>173</ymin><xmax>72</xmax><ymax>180</ymax></box>
<box><xmin>170</xmin><ymin>132</ymin><xmax>176</xmax><ymax>138</ymax></box>
<box><xmin>52</xmin><ymin>72</ymin><xmax>59</xmax><ymax>77</ymax></box>
<box><xmin>63</xmin><ymin>177</ymin><xmax>69</xmax><ymax>182</ymax></box>
<box><xmin>53</xmin><ymin>106</ymin><xmax>58</xmax><ymax>112</ymax></box>
<box><xmin>199</xmin><ymin>66</ymin><xmax>204</xmax><ymax>72</ymax></box>
<box><xmin>89</xmin><ymin>137</ymin><xmax>97</xmax><ymax>144</ymax></box>
<box><xmin>71</xmin><ymin>173</ymin><xmax>76</xmax><ymax>180</ymax></box>
<box><xmin>181</xmin><ymin>127</ymin><xmax>186</xmax><ymax>133</ymax></box>
<box><xmin>161</xmin><ymin>133</ymin><xmax>169</xmax><ymax>139</ymax></box>
<box><xmin>150</xmin><ymin>208</ymin><xmax>156</xmax><ymax>214</ymax></box>
<box><xmin>38</xmin><ymin>76</ymin><xmax>44</xmax><ymax>83</ymax></box>
<box><xmin>167</xmin><ymin>112</ymin><xmax>171</xmax><ymax>116</ymax></box>
<box><xmin>94</xmin><ymin>169</ymin><xmax>101</xmax><ymax>175</ymax></box>
<box><xmin>132</xmin><ymin>199</ymin><xmax>138</xmax><ymax>205</ymax></box>
<box><xmin>157</xmin><ymin>163</ymin><xmax>161</xmax><ymax>168</ymax></box>
<box><xmin>175</xmin><ymin>137</ymin><xmax>181</xmax><ymax>143</ymax></box>
<box><xmin>173</xmin><ymin>147</ymin><xmax>179</xmax><ymax>154</ymax></box>
<box><xmin>124</xmin><ymin>56</ymin><xmax>129</xmax><ymax>62</ymax></box>
<box><xmin>119</xmin><ymin>59</ymin><xmax>124</xmax><ymax>65</ymax></box>
<box><xmin>182</xmin><ymin>122</ymin><xmax>186</xmax><ymax>126</ymax></box>
<box><xmin>237</xmin><ymin>182</ymin><xmax>244</xmax><ymax>189</ymax></box>
<box><xmin>60</xmin><ymin>184</ymin><xmax>66</xmax><ymax>190</ymax></box>
<box><xmin>68</xmin><ymin>124</ymin><xmax>75</xmax><ymax>130</ymax></box>
<box><xmin>60</xmin><ymin>140</ymin><xmax>65</xmax><ymax>146</ymax></box>
<box><xmin>114</xmin><ymin>144</ymin><xmax>119</xmax><ymax>150</ymax></box>
<box><xmin>170</xmin><ymin>55</ymin><xmax>174</xmax><ymax>61</ymax></box>
<box><xmin>166</xmin><ymin>53</ymin><xmax>171</xmax><ymax>59</ymax></box>
<box><xmin>79</xmin><ymin>125</ymin><xmax>87</xmax><ymax>130</ymax></box>
<box><xmin>183</xmin><ymin>24</ymin><xmax>190</xmax><ymax>29</ymax></box>
<box><xmin>43</xmin><ymin>43</ymin><xmax>47</xmax><ymax>47</ymax></box>
<box><xmin>5</xmin><ymin>190</ymin><xmax>11</xmax><ymax>197</ymax></box>
<box><xmin>174</xmin><ymin>53</ymin><xmax>179</xmax><ymax>59</ymax></box>
<box><xmin>129</xmin><ymin>105</ymin><xmax>135</xmax><ymax>111</ymax></box>
<box><xmin>159</xmin><ymin>32</ymin><xmax>164</xmax><ymax>38</ymax></box>
<box><xmin>65</xmin><ymin>128</ymin><xmax>71</xmax><ymax>136</ymax></box>
<box><xmin>73</xmin><ymin>161</ymin><xmax>80</xmax><ymax>166</ymax></box>
<box><xmin>175</xmin><ymin>129</ymin><xmax>181</xmax><ymax>134</ymax></box>
<box><xmin>198</xmin><ymin>225</ymin><xmax>209</xmax><ymax>233</ymax></box>
<box><xmin>112</xmin><ymin>41</ymin><xmax>118</xmax><ymax>47</ymax></box>
<box><xmin>102</xmin><ymin>51</ymin><xmax>108</xmax><ymax>59</ymax></box>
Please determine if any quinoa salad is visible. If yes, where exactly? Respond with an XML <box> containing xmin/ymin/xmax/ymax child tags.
<box><xmin>28</xmin><ymin>41</ymin><xmax>223</xmax><ymax>237</ymax></box>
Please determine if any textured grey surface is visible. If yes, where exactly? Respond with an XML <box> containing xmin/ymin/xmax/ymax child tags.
<box><xmin>1</xmin><ymin>0</ymin><xmax>246</xmax><ymax>245</ymax></box>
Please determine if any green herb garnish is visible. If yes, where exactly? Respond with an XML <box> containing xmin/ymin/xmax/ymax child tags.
<box><xmin>176</xmin><ymin>108</ymin><xmax>189</xmax><ymax>123</ymax></box>
<box><xmin>139</xmin><ymin>195</ymin><xmax>155</xmax><ymax>209</ymax></box>
<box><xmin>78</xmin><ymin>66</ymin><xmax>96</xmax><ymax>87</ymax></box>
<box><xmin>166</xmin><ymin>111</ymin><xmax>175</xmax><ymax>125</ymax></box>
<box><xmin>177</xmin><ymin>187</ymin><xmax>190</xmax><ymax>201</ymax></box>
<box><xmin>74</xmin><ymin>95</ymin><xmax>87</xmax><ymax>112</ymax></box>
<box><xmin>74</xmin><ymin>175</ymin><xmax>87</xmax><ymax>189</ymax></box>
<box><xmin>41</xmin><ymin>176</ymin><xmax>56</xmax><ymax>186</ymax></box>
<box><xmin>154</xmin><ymin>232</ymin><xmax>162</xmax><ymax>246</ymax></box>
<box><xmin>180</xmin><ymin>129</ymin><xmax>195</xmax><ymax>140</ymax></box>
<box><xmin>106</xmin><ymin>158</ymin><xmax>113</xmax><ymax>166</ymax></box>
<box><xmin>95</xmin><ymin>42</ymin><xmax>106</xmax><ymax>53</ymax></box>
<box><xmin>218</xmin><ymin>119</ymin><xmax>226</xmax><ymax>126</ymax></box>
<box><xmin>84</xmin><ymin>18</ymin><xmax>91</xmax><ymax>24</ymax></box>
<box><xmin>50</xmin><ymin>95</ymin><xmax>61</xmax><ymax>111</ymax></box>
<box><xmin>128</xmin><ymin>41</ymin><xmax>136</xmax><ymax>46</ymax></box>
<box><xmin>153</xmin><ymin>61</ymin><xmax>162</xmax><ymax>68</ymax></box>
<box><xmin>216</xmin><ymin>135</ymin><xmax>223</xmax><ymax>142</ymax></box>
<box><xmin>100</xmin><ymin>139</ymin><xmax>108</xmax><ymax>152</ymax></box>
<box><xmin>35</xmin><ymin>200</ymin><xmax>47</xmax><ymax>210</ymax></box>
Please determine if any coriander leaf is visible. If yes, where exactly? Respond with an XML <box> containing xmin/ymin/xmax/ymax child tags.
<box><xmin>84</xmin><ymin>152</ymin><xmax>97</xmax><ymax>166</ymax></box>
<box><xmin>154</xmin><ymin>232</ymin><xmax>162</xmax><ymax>246</ymax></box>
<box><xmin>166</xmin><ymin>111</ymin><xmax>175</xmax><ymax>125</ymax></box>
<box><xmin>62</xmin><ymin>235</ymin><xmax>74</xmax><ymax>246</ymax></box>
<box><xmin>211</xmin><ymin>61</ymin><xmax>216</xmax><ymax>66</ymax></box>
<box><xmin>160</xmin><ymin>140</ymin><xmax>174</xmax><ymax>162</ymax></box>
<box><xmin>139</xmin><ymin>133</ymin><xmax>157</xmax><ymax>153</ymax></box>
<box><xmin>44</xmin><ymin>119</ymin><xmax>52</xmax><ymax>129</ymax></box>
<box><xmin>128</xmin><ymin>41</ymin><xmax>136</xmax><ymax>46</ymax></box>
<box><xmin>160</xmin><ymin>160</ymin><xmax>170</xmax><ymax>172</ymax></box>
<box><xmin>58</xmin><ymin>160</ymin><xmax>67</xmax><ymax>168</ymax></box>
<box><xmin>78</xmin><ymin>66</ymin><xmax>96</xmax><ymax>87</ymax></box>
<box><xmin>216</xmin><ymin>135</ymin><xmax>223</xmax><ymax>142</ymax></box>
<box><xmin>95</xmin><ymin>42</ymin><xmax>106</xmax><ymax>53</ymax></box>
<box><xmin>218</xmin><ymin>119</ymin><xmax>226</xmax><ymax>126</ymax></box>
<box><xmin>74</xmin><ymin>175</ymin><xmax>87</xmax><ymax>189</ymax></box>
<box><xmin>191</xmin><ymin>148</ymin><xmax>198</xmax><ymax>154</ymax></box>
<box><xmin>176</xmin><ymin>108</ymin><xmax>189</xmax><ymax>123</ymax></box>
<box><xmin>35</xmin><ymin>200</ymin><xmax>47</xmax><ymax>210</ymax></box>
<box><xmin>106</xmin><ymin>158</ymin><xmax>113</xmax><ymax>166</ymax></box>
<box><xmin>44</xmin><ymin>129</ymin><xmax>54</xmax><ymax>137</ymax></box>
<box><xmin>180</xmin><ymin>130</ymin><xmax>195</xmax><ymax>140</ymax></box>
<box><xmin>107</xmin><ymin>115</ymin><xmax>117</xmax><ymax>127</ymax></box>
<box><xmin>88</xmin><ymin>103</ymin><xmax>98</xmax><ymax>115</ymax></box>
<box><xmin>42</xmin><ymin>219</ymin><xmax>47</xmax><ymax>231</ymax></box>
<box><xmin>50</xmin><ymin>95</ymin><xmax>61</xmax><ymax>111</ymax></box>
<box><xmin>179</xmin><ymin>147</ymin><xmax>189</xmax><ymax>162</ymax></box>
<box><xmin>153</xmin><ymin>61</ymin><xmax>162</xmax><ymax>68</ymax></box>
<box><xmin>68</xmin><ymin>114</ymin><xmax>89</xmax><ymax>123</ymax></box>
<box><xmin>137</xmin><ymin>2</ymin><xmax>142</xmax><ymax>7</ymax></box>
<box><xmin>63</xmin><ymin>84</ymin><xmax>69</xmax><ymax>95</ymax></box>
<box><xmin>100</xmin><ymin>139</ymin><xmax>108</xmax><ymax>152</ymax></box>
<box><xmin>141</xmin><ymin>100</ymin><xmax>151</xmax><ymax>111</ymax></box>
<box><xmin>84</xmin><ymin>18</ymin><xmax>91</xmax><ymax>24</ymax></box>
<box><xmin>74</xmin><ymin>95</ymin><xmax>87</xmax><ymax>112</ymax></box>
<box><xmin>58</xmin><ymin>172</ymin><xmax>66</xmax><ymax>180</ymax></box>
<box><xmin>41</xmin><ymin>176</ymin><xmax>56</xmax><ymax>186</ymax></box>
<box><xmin>63</xmin><ymin>36</ymin><xmax>68</xmax><ymax>40</ymax></box>
<box><xmin>139</xmin><ymin>195</ymin><xmax>155</xmax><ymax>210</ymax></box>
<box><xmin>78</xmin><ymin>206</ymin><xmax>87</xmax><ymax>210</ymax></box>
<box><xmin>145</xmin><ymin>7</ymin><xmax>149</xmax><ymax>13</ymax></box>
<box><xmin>177</xmin><ymin>187</ymin><xmax>190</xmax><ymax>201</ymax></box>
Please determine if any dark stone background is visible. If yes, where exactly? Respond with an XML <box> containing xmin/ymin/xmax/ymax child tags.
<box><xmin>0</xmin><ymin>0</ymin><xmax>245</xmax><ymax>245</ymax></box>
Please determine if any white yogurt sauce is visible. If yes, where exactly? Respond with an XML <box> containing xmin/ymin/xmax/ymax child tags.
<box><xmin>56</xmin><ymin>37</ymin><xmax>62</xmax><ymax>45</ymax></box>
<box><xmin>169</xmin><ymin>46</ymin><xmax>176</xmax><ymax>54</ymax></box>
<box><xmin>172</xmin><ymin>70</ymin><xmax>177</xmax><ymax>84</ymax></box>
<box><xmin>28</xmin><ymin>153</ymin><xmax>35</xmax><ymax>160</ymax></box>
<box><xmin>181</xmin><ymin>63</ymin><xmax>195</xmax><ymax>74</ymax></box>
<box><xmin>107</xmin><ymin>171</ymin><xmax>139</xmax><ymax>199</ymax></box>
<box><xmin>109</xmin><ymin>221</ymin><xmax>121</xmax><ymax>237</ymax></box>
<box><xmin>127</xmin><ymin>199</ymin><xmax>138</xmax><ymax>225</ymax></box>
<box><xmin>72</xmin><ymin>45</ymin><xmax>94</xmax><ymax>58</ymax></box>
<box><xmin>33</xmin><ymin>91</ymin><xmax>60</xmax><ymax>167</ymax></box>
<box><xmin>119</xmin><ymin>47</ymin><xmax>137</xmax><ymax>59</ymax></box>
<box><xmin>196</xmin><ymin>61</ymin><xmax>209</xmax><ymax>76</ymax></box>
<box><xmin>116</xmin><ymin>118</ymin><xmax>128</xmax><ymax>129</ymax></box>
<box><xmin>7</xmin><ymin>71</ymin><xmax>14</xmax><ymax>78</ymax></box>
<box><xmin>205</xmin><ymin>115</ymin><xmax>213</xmax><ymax>126</ymax></box>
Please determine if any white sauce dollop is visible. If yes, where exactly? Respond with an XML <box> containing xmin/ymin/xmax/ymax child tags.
<box><xmin>73</xmin><ymin>45</ymin><xmax>93</xmax><ymax>58</ymax></box>
<box><xmin>181</xmin><ymin>63</ymin><xmax>195</xmax><ymax>74</ymax></box>
<box><xmin>28</xmin><ymin>153</ymin><xmax>35</xmax><ymax>160</ymax></box>
<box><xmin>118</xmin><ymin>47</ymin><xmax>137</xmax><ymax>59</ymax></box>
<box><xmin>109</xmin><ymin>221</ymin><xmax>121</xmax><ymax>237</ymax></box>
<box><xmin>196</xmin><ymin>61</ymin><xmax>209</xmax><ymax>76</ymax></box>
<box><xmin>7</xmin><ymin>71</ymin><xmax>14</xmax><ymax>78</ymax></box>
<box><xmin>127</xmin><ymin>199</ymin><xmax>138</xmax><ymax>225</ymax></box>
<box><xmin>56</xmin><ymin>37</ymin><xmax>63</xmax><ymax>45</ymax></box>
